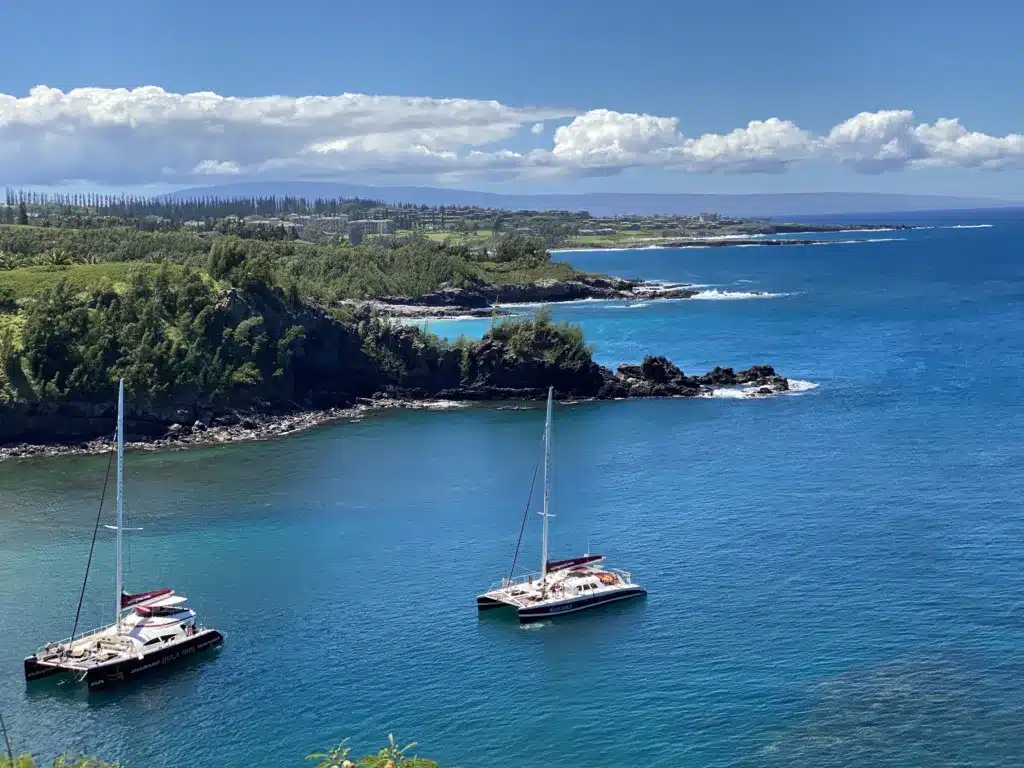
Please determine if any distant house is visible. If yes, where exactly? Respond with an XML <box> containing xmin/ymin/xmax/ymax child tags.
<box><xmin>350</xmin><ymin>219</ymin><xmax>395</xmax><ymax>235</ymax></box>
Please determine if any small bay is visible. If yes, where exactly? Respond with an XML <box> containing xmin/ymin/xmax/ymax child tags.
<box><xmin>2</xmin><ymin>210</ymin><xmax>1023</xmax><ymax>767</ymax></box>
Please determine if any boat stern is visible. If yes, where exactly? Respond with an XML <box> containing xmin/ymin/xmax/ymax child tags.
<box><xmin>24</xmin><ymin>654</ymin><xmax>62</xmax><ymax>682</ymax></box>
<box><xmin>476</xmin><ymin>593</ymin><xmax>512</xmax><ymax>611</ymax></box>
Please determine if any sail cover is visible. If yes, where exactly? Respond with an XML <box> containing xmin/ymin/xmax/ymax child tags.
<box><xmin>121</xmin><ymin>588</ymin><xmax>173</xmax><ymax>607</ymax></box>
<box><xmin>546</xmin><ymin>555</ymin><xmax>604</xmax><ymax>572</ymax></box>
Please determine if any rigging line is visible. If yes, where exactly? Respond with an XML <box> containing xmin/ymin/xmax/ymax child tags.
<box><xmin>69</xmin><ymin>443</ymin><xmax>116</xmax><ymax>644</ymax></box>
<box><xmin>507</xmin><ymin>433</ymin><xmax>545</xmax><ymax>583</ymax></box>
<box><xmin>0</xmin><ymin>711</ymin><xmax>14</xmax><ymax>766</ymax></box>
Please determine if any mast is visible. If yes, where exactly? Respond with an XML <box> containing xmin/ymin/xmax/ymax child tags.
<box><xmin>540</xmin><ymin>386</ymin><xmax>553</xmax><ymax>579</ymax></box>
<box><xmin>115</xmin><ymin>379</ymin><xmax>125</xmax><ymax>631</ymax></box>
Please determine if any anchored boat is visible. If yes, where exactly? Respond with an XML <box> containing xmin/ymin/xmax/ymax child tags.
<box><xmin>476</xmin><ymin>387</ymin><xmax>646</xmax><ymax>623</ymax></box>
<box><xmin>23</xmin><ymin>380</ymin><xmax>223</xmax><ymax>690</ymax></box>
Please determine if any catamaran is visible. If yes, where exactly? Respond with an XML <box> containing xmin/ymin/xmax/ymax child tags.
<box><xmin>476</xmin><ymin>386</ymin><xmax>646</xmax><ymax>622</ymax></box>
<box><xmin>24</xmin><ymin>380</ymin><xmax>223</xmax><ymax>690</ymax></box>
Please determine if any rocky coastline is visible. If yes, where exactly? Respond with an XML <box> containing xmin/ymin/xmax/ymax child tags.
<box><xmin>555</xmin><ymin>224</ymin><xmax>921</xmax><ymax>252</ymax></box>
<box><xmin>349</xmin><ymin>275</ymin><xmax>717</xmax><ymax>319</ymax></box>
<box><xmin>0</xmin><ymin>359</ymin><xmax>791</xmax><ymax>462</ymax></box>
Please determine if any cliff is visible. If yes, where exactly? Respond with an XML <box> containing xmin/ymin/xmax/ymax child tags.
<box><xmin>0</xmin><ymin>280</ymin><xmax>789</xmax><ymax>454</ymax></box>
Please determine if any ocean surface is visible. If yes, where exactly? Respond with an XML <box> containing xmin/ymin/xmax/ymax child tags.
<box><xmin>2</xmin><ymin>208</ymin><xmax>1023</xmax><ymax>767</ymax></box>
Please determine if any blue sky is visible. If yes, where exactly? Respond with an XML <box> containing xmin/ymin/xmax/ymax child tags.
<box><xmin>2</xmin><ymin>0</ymin><xmax>1022</xmax><ymax>198</ymax></box>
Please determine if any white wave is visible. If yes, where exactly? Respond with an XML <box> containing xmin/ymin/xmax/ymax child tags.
<box><xmin>785</xmin><ymin>379</ymin><xmax>820</xmax><ymax>394</ymax></box>
<box><xmin>702</xmin><ymin>379</ymin><xmax>819</xmax><ymax>399</ymax></box>
<box><xmin>607</xmin><ymin>302</ymin><xmax>651</xmax><ymax>310</ymax></box>
<box><xmin>940</xmin><ymin>224</ymin><xmax>993</xmax><ymax>229</ymax></box>
<box><xmin>401</xmin><ymin>314</ymin><xmax>499</xmax><ymax>324</ymax></box>
<box><xmin>519</xmin><ymin>621</ymin><xmax>550</xmax><ymax>630</ymax></box>
<box><xmin>702</xmin><ymin>386</ymin><xmax>757</xmax><ymax>399</ymax></box>
<box><xmin>690</xmin><ymin>289</ymin><xmax>790</xmax><ymax>300</ymax></box>
<box><xmin>808</xmin><ymin>237</ymin><xmax>907</xmax><ymax>246</ymax></box>
<box><xmin>498</xmin><ymin>297</ymin><xmax>606</xmax><ymax>308</ymax></box>
<box><xmin>421</xmin><ymin>400</ymin><xmax>469</xmax><ymax>410</ymax></box>
<box><xmin>550</xmin><ymin>245</ymin><xmax>663</xmax><ymax>253</ymax></box>
<box><xmin>772</xmin><ymin>227</ymin><xmax>904</xmax><ymax>236</ymax></box>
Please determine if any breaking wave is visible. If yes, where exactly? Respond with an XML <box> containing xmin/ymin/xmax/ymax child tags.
<box><xmin>812</xmin><ymin>237</ymin><xmax>907</xmax><ymax>246</ymax></box>
<box><xmin>690</xmin><ymin>289</ymin><xmax>792</xmax><ymax>300</ymax></box>
<box><xmin>703</xmin><ymin>379</ymin><xmax>819</xmax><ymax>399</ymax></box>
<box><xmin>940</xmin><ymin>223</ymin><xmax>993</xmax><ymax>229</ymax></box>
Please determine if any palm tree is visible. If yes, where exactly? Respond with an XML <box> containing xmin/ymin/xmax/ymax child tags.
<box><xmin>38</xmin><ymin>249</ymin><xmax>71</xmax><ymax>268</ymax></box>
<box><xmin>306</xmin><ymin>741</ymin><xmax>353</xmax><ymax>768</ymax></box>
<box><xmin>359</xmin><ymin>735</ymin><xmax>437</xmax><ymax>768</ymax></box>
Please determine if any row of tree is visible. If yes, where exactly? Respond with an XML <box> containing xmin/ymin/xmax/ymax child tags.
<box><xmin>0</xmin><ymin>224</ymin><xmax>560</xmax><ymax>302</ymax></box>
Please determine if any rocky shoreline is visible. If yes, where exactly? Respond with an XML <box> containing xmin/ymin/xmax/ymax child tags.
<box><xmin>555</xmin><ymin>224</ymin><xmax>921</xmax><ymax>252</ymax></box>
<box><xmin>0</xmin><ymin>360</ymin><xmax>792</xmax><ymax>462</ymax></box>
<box><xmin>348</xmin><ymin>275</ymin><xmax>720</xmax><ymax>319</ymax></box>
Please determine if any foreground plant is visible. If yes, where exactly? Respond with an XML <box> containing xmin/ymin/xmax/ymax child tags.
<box><xmin>308</xmin><ymin>735</ymin><xmax>438</xmax><ymax>768</ymax></box>
<box><xmin>1</xmin><ymin>757</ymin><xmax>118</xmax><ymax>768</ymax></box>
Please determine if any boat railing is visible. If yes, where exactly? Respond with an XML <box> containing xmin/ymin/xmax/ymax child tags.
<box><xmin>487</xmin><ymin>571</ymin><xmax>543</xmax><ymax>593</ymax></box>
<box><xmin>608</xmin><ymin>568</ymin><xmax>633</xmax><ymax>585</ymax></box>
<box><xmin>34</xmin><ymin>622</ymin><xmax>116</xmax><ymax>654</ymax></box>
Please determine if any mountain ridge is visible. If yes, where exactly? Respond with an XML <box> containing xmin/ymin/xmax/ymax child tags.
<box><xmin>163</xmin><ymin>182</ymin><xmax>1016</xmax><ymax>217</ymax></box>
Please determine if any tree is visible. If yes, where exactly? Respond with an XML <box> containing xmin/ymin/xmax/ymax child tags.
<box><xmin>493</xmin><ymin>232</ymin><xmax>548</xmax><ymax>264</ymax></box>
<box><xmin>207</xmin><ymin>237</ymin><xmax>248</xmax><ymax>281</ymax></box>
<box><xmin>16</xmin><ymin>202</ymin><xmax>28</xmax><ymax>226</ymax></box>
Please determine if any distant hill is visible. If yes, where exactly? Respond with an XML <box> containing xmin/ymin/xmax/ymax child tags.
<box><xmin>164</xmin><ymin>182</ymin><xmax>1015</xmax><ymax>217</ymax></box>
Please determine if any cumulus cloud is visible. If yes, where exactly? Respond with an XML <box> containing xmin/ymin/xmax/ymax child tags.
<box><xmin>0</xmin><ymin>85</ymin><xmax>1021</xmax><ymax>185</ymax></box>
<box><xmin>0</xmin><ymin>85</ymin><xmax>572</xmax><ymax>185</ymax></box>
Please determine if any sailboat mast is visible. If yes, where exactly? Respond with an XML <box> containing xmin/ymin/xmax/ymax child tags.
<box><xmin>115</xmin><ymin>379</ymin><xmax>125</xmax><ymax>631</ymax></box>
<box><xmin>541</xmin><ymin>386</ymin><xmax>553</xmax><ymax>579</ymax></box>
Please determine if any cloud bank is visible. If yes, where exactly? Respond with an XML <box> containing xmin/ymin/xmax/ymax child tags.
<box><xmin>0</xmin><ymin>85</ymin><xmax>1021</xmax><ymax>185</ymax></box>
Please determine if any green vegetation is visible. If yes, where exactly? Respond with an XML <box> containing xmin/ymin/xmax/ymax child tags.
<box><xmin>0</xmin><ymin>238</ymin><xmax>597</xmax><ymax>412</ymax></box>
<box><xmin>0</xmin><ymin>263</ymin><xmax>174</xmax><ymax>302</ymax></box>
<box><xmin>0</xmin><ymin>225</ymin><xmax>572</xmax><ymax>303</ymax></box>
<box><xmin>0</xmin><ymin>735</ymin><xmax>438</xmax><ymax>768</ymax></box>
<box><xmin>1</xmin><ymin>756</ymin><xmax>118</xmax><ymax>768</ymax></box>
<box><xmin>489</xmin><ymin>307</ymin><xmax>592</xmax><ymax>373</ymax></box>
<box><xmin>0</xmin><ymin>198</ymin><xmax>615</xmax><ymax>419</ymax></box>
<box><xmin>4</xmin><ymin>185</ymin><xmax>842</xmax><ymax>253</ymax></box>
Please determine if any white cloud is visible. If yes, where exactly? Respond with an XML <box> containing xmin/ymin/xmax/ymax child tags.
<box><xmin>0</xmin><ymin>85</ymin><xmax>572</xmax><ymax>185</ymax></box>
<box><xmin>823</xmin><ymin>110</ymin><xmax>1024</xmax><ymax>172</ymax></box>
<box><xmin>0</xmin><ymin>85</ymin><xmax>1021</xmax><ymax>185</ymax></box>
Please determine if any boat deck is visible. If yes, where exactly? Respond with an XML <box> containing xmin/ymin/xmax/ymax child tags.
<box><xmin>478</xmin><ymin>562</ymin><xmax>640</xmax><ymax>611</ymax></box>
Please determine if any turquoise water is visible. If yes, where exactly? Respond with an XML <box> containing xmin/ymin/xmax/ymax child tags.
<box><xmin>2</xmin><ymin>210</ymin><xmax>1023</xmax><ymax>767</ymax></box>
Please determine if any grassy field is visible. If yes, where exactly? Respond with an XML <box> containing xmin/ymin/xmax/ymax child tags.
<box><xmin>474</xmin><ymin>259</ymin><xmax>577</xmax><ymax>285</ymax></box>
<box><xmin>0</xmin><ymin>262</ymin><xmax>176</xmax><ymax>300</ymax></box>
<box><xmin>422</xmin><ymin>229</ymin><xmax>494</xmax><ymax>244</ymax></box>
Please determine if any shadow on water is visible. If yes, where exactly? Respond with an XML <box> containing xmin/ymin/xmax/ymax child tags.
<box><xmin>738</xmin><ymin>651</ymin><xmax>1024</xmax><ymax>768</ymax></box>
<box><xmin>23</xmin><ymin>648</ymin><xmax>224</xmax><ymax>710</ymax></box>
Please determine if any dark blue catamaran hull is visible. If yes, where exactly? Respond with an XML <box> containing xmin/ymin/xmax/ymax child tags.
<box><xmin>24</xmin><ymin>630</ymin><xmax>224</xmax><ymax>689</ymax></box>
<box><xmin>515</xmin><ymin>587</ymin><xmax>647</xmax><ymax>623</ymax></box>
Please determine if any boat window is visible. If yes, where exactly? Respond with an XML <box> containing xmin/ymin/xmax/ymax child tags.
<box><xmin>144</xmin><ymin>638</ymin><xmax>161</xmax><ymax>646</ymax></box>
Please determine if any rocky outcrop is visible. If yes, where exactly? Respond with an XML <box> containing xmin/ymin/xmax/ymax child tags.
<box><xmin>0</xmin><ymin>285</ymin><xmax>793</xmax><ymax>458</ymax></box>
<box><xmin>374</xmin><ymin>274</ymin><xmax>699</xmax><ymax>313</ymax></box>
<box><xmin>0</xmin><ymin>355</ymin><xmax>792</xmax><ymax>458</ymax></box>
<box><xmin>609</xmin><ymin>358</ymin><xmax>788</xmax><ymax>398</ymax></box>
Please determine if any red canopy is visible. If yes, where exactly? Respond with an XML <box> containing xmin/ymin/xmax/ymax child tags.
<box><xmin>546</xmin><ymin>554</ymin><xmax>604</xmax><ymax>572</ymax></box>
<box><xmin>121</xmin><ymin>588</ymin><xmax>172</xmax><ymax>608</ymax></box>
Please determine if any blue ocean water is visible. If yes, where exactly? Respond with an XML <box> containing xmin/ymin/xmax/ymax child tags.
<box><xmin>1</xmin><ymin>209</ymin><xmax>1023</xmax><ymax>767</ymax></box>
